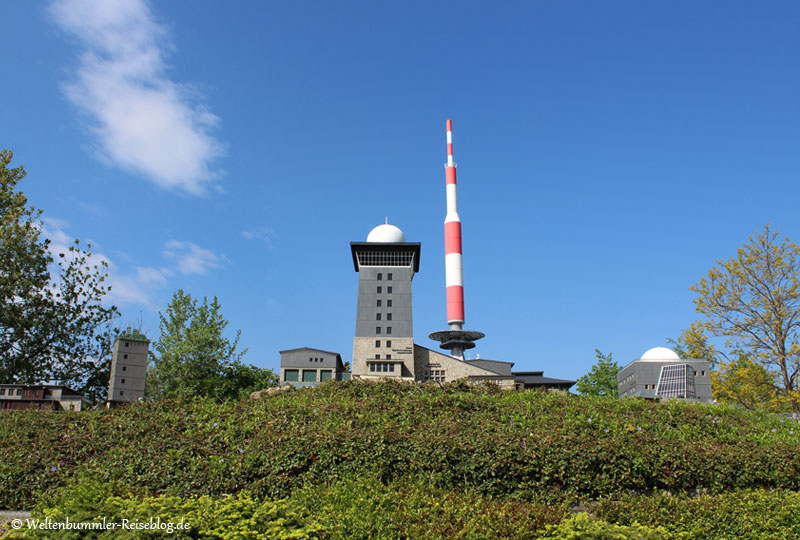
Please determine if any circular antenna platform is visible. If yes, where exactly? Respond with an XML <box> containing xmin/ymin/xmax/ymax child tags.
<box><xmin>428</xmin><ymin>329</ymin><xmax>485</xmax><ymax>350</ymax></box>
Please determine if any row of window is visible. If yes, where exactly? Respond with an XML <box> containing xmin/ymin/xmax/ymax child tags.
<box><xmin>308</xmin><ymin>357</ymin><xmax>326</xmax><ymax>363</ymax></box>
<box><xmin>355</xmin><ymin>251</ymin><xmax>415</xmax><ymax>267</ymax></box>
<box><xmin>374</xmin><ymin>354</ymin><xmax>392</xmax><ymax>359</ymax></box>
<box><xmin>375</xmin><ymin>340</ymin><xmax>392</xmax><ymax>348</ymax></box>
<box><xmin>284</xmin><ymin>369</ymin><xmax>334</xmax><ymax>382</ymax></box>
<box><xmin>376</xmin><ymin>273</ymin><xmax>393</xmax><ymax>280</ymax></box>
<box><xmin>375</xmin><ymin>327</ymin><xmax>392</xmax><ymax>334</ymax></box>
<box><xmin>368</xmin><ymin>362</ymin><xmax>395</xmax><ymax>373</ymax></box>
<box><xmin>376</xmin><ymin>286</ymin><xmax>393</xmax><ymax>294</ymax></box>
<box><xmin>376</xmin><ymin>299</ymin><xmax>392</xmax><ymax>307</ymax></box>
<box><xmin>423</xmin><ymin>370</ymin><xmax>446</xmax><ymax>383</ymax></box>
<box><xmin>376</xmin><ymin>313</ymin><xmax>392</xmax><ymax>321</ymax></box>
<box><xmin>0</xmin><ymin>389</ymin><xmax>22</xmax><ymax>396</ymax></box>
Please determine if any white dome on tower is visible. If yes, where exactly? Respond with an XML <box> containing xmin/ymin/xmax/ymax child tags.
<box><xmin>366</xmin><ymin>223</ymin><xmax>406</xmax><ymax>243</ymax></box>
<box><xmin>639</xmin><ymin>347</ymin><xmax>681</xmax><ymax>361</ymax></box>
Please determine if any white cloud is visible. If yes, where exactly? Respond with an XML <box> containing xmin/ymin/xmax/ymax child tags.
<box><xmin>162</xmin><ymin>240</ymin><xmax>224</xmax><ymax>275</ymax></box>
<box><xmin>136</xmin><ymin>266</ymin><xmax>171</xmax><ymax>288</ymax></box>
<box><xmin>49</xmin><ymin>0</ymin><xmax>225</xmax><ymax>195</ymax></box>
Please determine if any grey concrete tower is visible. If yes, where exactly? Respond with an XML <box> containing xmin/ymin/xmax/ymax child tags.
<box><xmin>107</xmin><ymin>329</ymin><xmax>149</xmax><ymax>404</ymax></box>
<box><xmin>350</xmin><ymin>223</ymin><xmax>421</xmax><ymax>380</ymax></box>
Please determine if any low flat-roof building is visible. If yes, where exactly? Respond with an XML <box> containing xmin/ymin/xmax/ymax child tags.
<box><xmin>0</xmin><ymin>385</ymin><xmax>91</xmax><ymax>411</ymax></box>
<box><xmin>280</xmin><ymin>347</ymin><xmax>350</xmax><ymax>387</ymax></box>
<box><xmin>513</xmin><ymin>371</ymin><xmax>575</xmax><ymax>391</ymax></box>
<box><xmin>617</xmin><ymin>347</ymin><xmax>712</xmax><ymax>403</ymax></box>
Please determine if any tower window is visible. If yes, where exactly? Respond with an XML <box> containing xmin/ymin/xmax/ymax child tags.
<box><xmin>376</xmin><ymin>327</ymin><xmax>381</xmax><ymax>334</ymax></box>
<box><xmin>121</xmin><ymin>379</ymin><xmax>126</xmax><ymax>384</ymax></box>
<box><xmin>387</xmin><ymin>286</ymin><xmax>392</xmax><ymax>294</ymax></box>
<box><xmin>122</xmin><ymin>366</ymin><xmax>127</xmax><ymax>372</ymax></box>
<box><xmin>377</xmin><ymin>273</ymin><xmax>382</xmax><ymax>280</ymax></box>
<box><xmin>377</xmin><ymin>286</ymin><xmax>382</xmax><ymax>294</ymax></box>
<box><xmin>387</xmin><ymin>327</ymin><xmax>392</xmax><ymax>335</ymax></box>
<box><xmin>125</xmin><ymin>342</ymin><xmax>129</xmax><ymax>347</ymax></box>
<box><xmin>387</xmin><ymin>313</ymin><xmax>392</xmax><ymax>321</ymax></box>
<box><xmin>388</xmin><ymin>273</ymin><xmax>393</xmax><ymax>280</ymax></box>
<box><xmin>123</xmin><ymin>354</ymin><xmax>128</xmax><ymax>359</ymax></box>
<box><xmin>377</xmin><ymin>299</ymin><xmax>382</xmax><ymax>307</ymax></box>
<box><xmin>387</xmin><ymin>300</ymin><xmax>392</xmax><ymax>307</ymax></box>
<box><xmin>375</xmin><ymin>340</ymin><xmax>381</xmax><ymax>347</ymax></box>
<box><xmin>376</xmin><ymin>313</ymin><xmax>382</xmax><ymax>321</ymax></box>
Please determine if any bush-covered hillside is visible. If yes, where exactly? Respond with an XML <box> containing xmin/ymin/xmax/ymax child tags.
<box><xmin>2</xmin><ymin>381</ymin><xmax>799</xmax><ymax>508</ymax></box>
<box><xmin>2</xmin><ymin>381</ymin><xmax>800</xmax><ymax>538</ymax></box>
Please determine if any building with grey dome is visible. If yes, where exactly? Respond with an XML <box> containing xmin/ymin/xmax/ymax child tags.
<box><xmin>617</xmin><ymin>347</ymin><xmax>712</xmax><ymax>403</ymax></box>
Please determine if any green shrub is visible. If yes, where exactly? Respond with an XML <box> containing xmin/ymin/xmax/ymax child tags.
<box><xmin>11</xmin><ymin>476</ymin><xmax>322</xmax><ymax>539</ymax></box>
<box><xmin>2</xmin><ymin>381</ymin><xmax>799</xmax><ymax>509</ymax></box>
<box><xmin>291</xmin><ymin>478</ymin><xmax>567</xmax><ymax>540</ymax></box>
<box><xmin>593</xmin><ymin>489</ymin><xmax>800</xmax><ymax>540</ymax></box>
<box><xmin>539</xmin><ymin>513</ymin><xmax>671</xmax><ymax>540</ymax></box>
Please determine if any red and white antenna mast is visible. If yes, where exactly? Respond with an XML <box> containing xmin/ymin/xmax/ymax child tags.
<box><xmin>444</xmin><ymin>119</ymin><xmax>465</xmax><ymax>329</ymax></box>
<box><xmin>429</xmin><ymin>119</ymin><xmax>484</xmax><ymax>360</ymax></box>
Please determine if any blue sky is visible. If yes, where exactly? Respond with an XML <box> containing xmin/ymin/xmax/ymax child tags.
<box><xmin>3</xmin><ymin>1</ymin><xmax>799</xmax><ymax>382</ymax></box>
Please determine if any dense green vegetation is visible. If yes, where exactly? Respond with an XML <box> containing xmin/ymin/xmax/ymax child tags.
<box><xmin>2</xmin><ymin>381</ymin><xmax>799</xmax><ymax>538</ymax></box>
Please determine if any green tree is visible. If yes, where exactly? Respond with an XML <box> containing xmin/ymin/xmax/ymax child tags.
<box><xmin>0</xmin><ymin>149</ymin><xmax>118</xmax><ymax>398</ymax></box>
<box><xmin>575</xmin><ymin>349</ymin><xmax>620</xmax><ymax>397</ymax></box>
<box><xmin>148</xmin><ymin>289</ymin><xmax>276</xmax><ymax>400</ymax></box>
<box><xmin>691</xmin><ymin>225</ymin><xmax>800</xmax><ymax>412</ymax></box>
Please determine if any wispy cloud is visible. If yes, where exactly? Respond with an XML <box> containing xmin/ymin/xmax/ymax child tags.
<box><xmin>42</xmin><ymin>219</ymin><xmax>224</xmax><ymax>310</ymax></box>
<box><xmin>162</xmin><ymin>240</ymin><xmax>224</xmax><ymax>275</ymax></box>
<box><xmin>49</xmin><ymin>0</ymin><xmax>225</xmax><ymax>195</ymax></box>
<box><xmin>241</xmin><ymin>227</ymin><xmax>276</xmax><ymax>245</ymax></box>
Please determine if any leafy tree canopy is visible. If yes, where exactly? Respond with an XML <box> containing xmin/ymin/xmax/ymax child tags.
<box><xmin>575</xmin><ymin>349</ymin><xmax>620</xmax><ymax>397</ymax></box>
<box><xmin>0</xmin><ymin>149</ymin><xmax>118</xmax><ymax>401</ymax></box>
<box><xmin>669</xmin><ymin>323</ymin><xmax>789</xmax><ymax>411</ymax></box>
<box><xmin>691</xmin><ymin>225</ymin><xmax>800</xmax><ymax>412</ymax></box>
<box><xmin>147</xmin><ymin>289</ymin><xmax>276</xmax><ymax>400</ymax></box>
